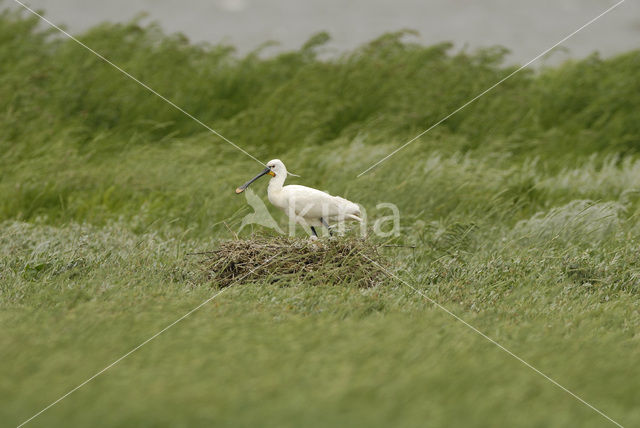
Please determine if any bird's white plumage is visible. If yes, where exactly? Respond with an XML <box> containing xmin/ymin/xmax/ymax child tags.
<box><xmin>265</xmin><ymin>159</ymin><xmax>362</xmax><ymax>230</ymax></box>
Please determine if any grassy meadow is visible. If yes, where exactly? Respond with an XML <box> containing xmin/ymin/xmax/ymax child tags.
<box><xmin>2</xmin><ymin>6</ymin><xmax>640</xmax><ymax>427</ymax></box>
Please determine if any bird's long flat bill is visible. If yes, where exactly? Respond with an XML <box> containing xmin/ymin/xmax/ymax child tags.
<box><xmin>235</xmin><ymin>167</ymin><xmax>274</xmax><ymax>194</ymax></box>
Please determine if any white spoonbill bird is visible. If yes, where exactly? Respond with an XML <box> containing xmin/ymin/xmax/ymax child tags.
<box><xmin>235</xmin><ymin>159</ymin><xmax>362</xmax><ymax>237</ymax></box>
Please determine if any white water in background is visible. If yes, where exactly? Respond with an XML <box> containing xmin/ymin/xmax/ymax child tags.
<box><xmin>9</xmin><ymin>0</ymin><xmax>640</xmax><ymax>63</ymax></box>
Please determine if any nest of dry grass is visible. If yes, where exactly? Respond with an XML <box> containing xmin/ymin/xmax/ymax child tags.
<box><xmin>196</xmin><ymin>237</ymin><xmax>388</xmax><ymax>288</ymax></box>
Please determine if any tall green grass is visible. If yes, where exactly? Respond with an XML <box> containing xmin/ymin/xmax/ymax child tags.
<box><xmin>1</xmin><ymin>8</ymin><xmax>640</xmax><ymax>234</ymax></box>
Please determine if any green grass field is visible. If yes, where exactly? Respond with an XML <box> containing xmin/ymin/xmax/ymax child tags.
<box><xmin>2</xmin><ymin>7</ymin><xmax>640</xmax><ymax>427</ymax></box>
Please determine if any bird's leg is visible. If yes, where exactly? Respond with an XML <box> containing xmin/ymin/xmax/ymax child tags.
<box><xmin>320</xmin><ymin>218</ymin><xmax>333</xmax><ymax>236</ymax></box>
<box><xmin>310</xmin><ymin>226</ymin><xmax>318</xmax><ymax>237</ymax></box>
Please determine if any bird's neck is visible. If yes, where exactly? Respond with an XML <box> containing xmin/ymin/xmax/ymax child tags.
<box><xmin>268</xmin><ymin>174</ymin><xmax>286</xmax><ymax>193</ymax></box>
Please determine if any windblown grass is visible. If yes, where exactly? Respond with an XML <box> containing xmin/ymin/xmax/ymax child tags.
<box><xmin>1</xmin><ymin>7</ymin><xmax>640</xmax><ymax>234</ymax></box>
<box><xmin>2</xmin><ymin>6</ymin><xmax>640</xmax><ymax>428</ymax></box>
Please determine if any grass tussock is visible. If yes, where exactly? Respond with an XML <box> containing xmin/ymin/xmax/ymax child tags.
<box><xmin>199</xmin><ymin>237</ymin><xmax>387</xmax><ymax>288</ymax></box>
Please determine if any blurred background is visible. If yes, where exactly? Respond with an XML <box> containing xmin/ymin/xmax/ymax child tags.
<box><xmin>12</xmin><ymin>0</ymin><xmax>640</xmax><ymax>63</ymax></box>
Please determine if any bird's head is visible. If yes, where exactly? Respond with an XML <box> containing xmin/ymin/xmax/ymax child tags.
<box><xmin>235</xmin><ymin>159</ymin><xmax>288</xmax><ymax>194</ymax></box>
<box><xmin>266</xmin><ymin>159</ymin><xmax>287</xmax><ymax>178</ymax></box>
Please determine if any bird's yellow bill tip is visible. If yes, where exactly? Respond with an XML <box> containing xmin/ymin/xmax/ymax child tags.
<box><xmin>235</xmin><ymin>187</ymin><xmax>245</xmax><ymax>194</ymax></box>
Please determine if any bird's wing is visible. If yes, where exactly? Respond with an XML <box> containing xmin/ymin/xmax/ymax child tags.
<box><xmin>333</xmin><ymin>196</ymin><xmax>361</xmax><ymax>216</ymax></box>
<box><xmin>282</xmin><ymin>185</ymin><xmax>360</xmax><ymax>218</ymax></box>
